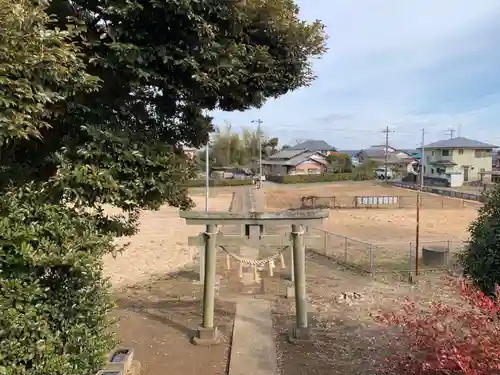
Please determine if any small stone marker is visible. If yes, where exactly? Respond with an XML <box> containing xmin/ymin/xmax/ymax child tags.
<box><xmin>105</xmin><ymin>348</ymin><xmax>134</xmax><ymax>374</ymax></box>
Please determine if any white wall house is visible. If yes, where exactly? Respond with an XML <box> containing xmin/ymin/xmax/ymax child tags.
<box><xmin>423</xmin><ymin>137</ymin><xmax>497</xmax><ymax>187</ymax></box>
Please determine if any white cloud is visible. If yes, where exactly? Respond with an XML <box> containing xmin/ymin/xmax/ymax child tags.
<box><xmin>212</xmin><ymin>0</ymin><xmax>500</xmax><ymax>149</ymax></box>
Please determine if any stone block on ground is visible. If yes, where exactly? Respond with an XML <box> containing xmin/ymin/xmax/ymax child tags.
<box><xmin>229</xmin><ymin>298</ymin><xmax>277</xmax><ymax>375</ymax></box>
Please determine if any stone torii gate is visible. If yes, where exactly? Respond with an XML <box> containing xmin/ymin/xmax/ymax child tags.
<box><xmin>180</xmin><ymin>209</ymin><xmax>329</xmax><ymax>345</ymax></box>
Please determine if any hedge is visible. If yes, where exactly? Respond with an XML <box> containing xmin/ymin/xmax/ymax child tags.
<box><xmin>267</xmin><ymin>172</ymin><xmax>374</xmax><ymax>184</ymax></box>
<box><xmin>185</xmin><ymin>178</ymin><xmax>255</xmax><ymax>187</ymax></box>
<box><xmin>0</xmin><ymin>185</ymin><xmax>115</xmax><ymax>375</ymax></box>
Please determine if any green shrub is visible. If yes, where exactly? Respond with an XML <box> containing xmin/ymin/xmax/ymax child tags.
<box><xmin>459</xmin><ymin>183</ymin><xmax>500</xmax><ymax>295</ymax></box>
<box><xmin>0</xmin><ymin>186</ymin><xmax>116</xmax><ymax>375</ymax></box>
<box><xmin>271</xmin><ymin>171</ymin><xmax>374</xmax><ymax>184</ymax></box>
<box><xmin>185</xmin><ymin>179</ymin><xmax>254</xmax><ymax>187</ymax></box>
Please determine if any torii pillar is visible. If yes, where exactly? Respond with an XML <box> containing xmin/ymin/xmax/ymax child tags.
<box><xmin>180</xmin><ymin>209</ymin><xmax>329</xmax><ymax>345</ymax></box>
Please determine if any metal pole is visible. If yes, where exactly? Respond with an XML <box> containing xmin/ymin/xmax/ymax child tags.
<box><xmin>415</xmin><ymin>192</ymin><xmax>420</xmax><ymax>276</ymax></box>
<box><xmin>205</xmin><ymin>140</ymin><xmax>210</xmax><ymax>211</ymax></box>
<box><xmin>292</xmin><ymin>224</ymin><xmax>307</xmax><ymax>329</ymax></box>
<box><xmin>252</xmin><ymin>119</ymin><xmax>264</xmax><ymax>187</ymax></box>
<box><xmin>415</xmin><ymin>128</ymin><xmax>424</xmax><ymax>276</ymax></box>
<box><xmin>369</xmin><ymin>244</ymin><xmax>373</xmax><ymax>275</ymax></box>
<box><xmin>258</xmin><ymin>123</ymin><xmax>262</xmax><ymax>186</ymax></box>
<box><xmin>381</xmin><ymin>125</ymin><xmax>394</xmax><ymax>182</ymax></box>
<box><xmin>344</xmin><ymin>237</ymin><xmax>348</xmax><ymax>262</ymax></box>
<box><xmin>420</xmin><ymin>128</ymin><xmax>425</xmax><ymax>189</ymax></box>
<box><xmin>384</xmin><ymin>126</ymin><xmax>389</xmax><ymax>182</ymax></box>
<box><xmin>408</xmin><ymin>242</ymin><xmax>413</xmax><ymax>283</ymax></box>
<box><xmin>202</xmin><ymin>224</ymin><xmax>217</xmax><ymax>328</ymax></box>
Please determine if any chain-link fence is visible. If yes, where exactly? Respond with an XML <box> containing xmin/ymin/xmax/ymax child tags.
<box><xmin>297</xmin><ymin>195</ymin><xmax>479</xmax><ymax>210</ymax></box>
<box><xmin>305</xmin><ymin>229</ymin><xmax>467</xmax><ymax>275</ymax></box>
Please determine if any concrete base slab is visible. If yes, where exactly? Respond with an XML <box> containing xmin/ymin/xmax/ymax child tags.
<box><xmin>229</xmin><ymin>298</ymin><xmax>277</xmax><ymax>375</ymax></box>
<box><xmin>288</xmin><ymin>326</ymin><xmax>313</xmax><ymax>344</ymax></box>
<box><xmin>191</xmin><ymin>326</ymin><xmax>220</xmax><ymax>346</ymax></box>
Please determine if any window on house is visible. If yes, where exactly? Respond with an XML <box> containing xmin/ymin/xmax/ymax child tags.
<box><xmin>458</xmin><ymin>149</ymin><xmax>464</xmax><ymax>155</ymax></box>
<box><xmin>475</xmin><ymin>150</ymin><xmax>485</xmax><ymax>158</ymax></box>
<box><xmin>431</xmin><ymin>151</ymin><xmax>435</xmax><ymax>156</ymax></box>
<box><xmin>431</xmin><ymin>168</ymin><xmax>435</xmax><ymax>174</ymax></box>
<box><xmin>442</xmin><ymin>150</ymin><xmax>450</xmax><ymax>157</ymax></box>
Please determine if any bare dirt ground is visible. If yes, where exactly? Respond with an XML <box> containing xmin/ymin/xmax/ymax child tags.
<box><xmin>104</xmin><ymin>189</ymin><xmax>234</xmax><ymax>375</ymax></box>
<box><xmin>113</xmin><ymin>266</ymin><xmax>235</xmax><ymax>375</ymax></box>
<box><xmin>272</xmin><ymin>251</ymin><xmax>464</xmax><ymax>375</ymax></box>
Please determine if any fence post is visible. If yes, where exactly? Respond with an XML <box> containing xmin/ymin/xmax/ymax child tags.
<box><xmin>408</xmin><ymin>242</ymin><xmax>413</xmax><ymax>283</ymax></box>
<box><xmin>344</xmin><ymin>237</ymin><xmax>348</xmax><ymax>262</ymax></box>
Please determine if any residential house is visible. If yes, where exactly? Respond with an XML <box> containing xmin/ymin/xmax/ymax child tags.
<box><xmin>356</xmin><ymin>145</ymin><xmax>416</xmax><ymax>174</ymax></box>
<box><xmin>288</xmin><ymin>140</ymin><xmax>335</xmax><ymax>155</ymax></box>
<box><xmin>423</xmin><ymin>137</ymin><xmax>497</xmax><ymax>187</ymax></box>
<box><xmin>493</xmin><ymin>152</ymin><xmax>500</xmax><ymax>170</ymax></box>
<box><xmin>262</xmin><ymin>149</ymin><xmax>328</xmax><ymax>176</ymax></box>
<box><xmin>356</xmin><ymin>145</ymin><xmax>411</xmax><ymax>163</ymax></box>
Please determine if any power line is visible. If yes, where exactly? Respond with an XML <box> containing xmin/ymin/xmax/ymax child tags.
<box><xmin>382</xmin><ymin>125</ymin><xmax>395</xmax><ymax>182</ymax></box>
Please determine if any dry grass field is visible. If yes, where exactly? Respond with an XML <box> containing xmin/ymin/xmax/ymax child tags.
<box><xmin>103</xmin><ymin>190</ymin><xmax>233</xmax><ymax>289</ymax></box>
<box><xmin>264</xmin><ymin>181</ymin><xmax>480</xmax><ymax>271</ymax></box>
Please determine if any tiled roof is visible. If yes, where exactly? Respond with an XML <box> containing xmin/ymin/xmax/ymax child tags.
<box><xmin>289</xmin><ymin>140</ymin><xmax>333</xmax><ymax>151</ymax></box>
<box><xmin>263</xmin><ymin>151</ymin><xmax>327</xmax><ymax>166</ymax></box>
<box><xmin>267</xmin><ymin>149</ymin><xmax>307</xmax><ymax>160</ymax></box>
<box><xmin>424</xmin><ymin>137</ymin><xmax>497</xmax><ymax>149</ymax></box>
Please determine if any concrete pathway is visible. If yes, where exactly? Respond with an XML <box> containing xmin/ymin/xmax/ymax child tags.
<box><xmin>229</xmin><ymin>298</ymin><xmax>277</xmax><ymax>375</ymax></box>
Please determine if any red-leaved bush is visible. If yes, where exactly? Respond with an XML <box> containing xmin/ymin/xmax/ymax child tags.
<box><xmin>374</xmin><ymin>279</ymin><xmax>500</xmax><ymax>375</ymax></box>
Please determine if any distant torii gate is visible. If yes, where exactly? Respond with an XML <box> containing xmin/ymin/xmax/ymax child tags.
<box><xmin>180</xmin><ymin>209</ymin><xmax>329</xmax><ymax>345</ymax></box>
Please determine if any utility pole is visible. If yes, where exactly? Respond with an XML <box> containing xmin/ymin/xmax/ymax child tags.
<box><xmin>382</xmin><ymin>126</ymin><xmax>394</xmax><ymax>182</ymax></box>
<box><xmin>415</xmin><ymin>128</ymin><xmax>425</xmax><ymax>277</ymax></box>
<box><xmin>252</xmin><ymin>119</ymin><xmax>263</xmax><ymax>187</ymax></box>
<box><xmin>445</xmin><ymin>128</ymin><xmax>455</xmax><ymax>139</ymax></box>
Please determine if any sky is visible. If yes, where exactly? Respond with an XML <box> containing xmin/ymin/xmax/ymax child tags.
<box><xmin>211</xmin><ymin>0</ymin><xmax>500</xmax><ymax>150</ymax></box>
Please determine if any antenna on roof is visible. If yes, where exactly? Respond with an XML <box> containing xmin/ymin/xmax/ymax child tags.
<box><xmin>445</xmin><ymin>128</ymin><xmax>455</xmax><ymax>139</ymax></box>
<box><xmin>457</xmin><ymin>124</ymin><xmax>462</xmax><ymax>137</ymax></box>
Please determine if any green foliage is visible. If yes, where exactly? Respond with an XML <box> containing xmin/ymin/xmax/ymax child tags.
<box><xmin>0</xmin><ymin>0</ymin><xmax>99</xmax><ymax>142</ymax></box>
<box><xmin>0</xmin><ymin>185</ymin><xmax>116</xmax><ymax>375</ymax></box>
<box><xmin>267</xmin><ymin>171</ymin><xmax>374</xmax><ymax>184</ymax></box>
<box><xmin>0</xmin><ymin>0</ymin><xmax>326</xmax><ymax>373</ymax></box>
<box><xmin>459</xmin><ymin>184</ymin><xmax>500</xmax><ymax>294</ymax></box>
<box><xmin>185</xmin><ymin>179</ymin><xmax>254</xmax><ymax>187</ymax></box>
<box><xmin>210</xmin><ymin>124</ymin><xmax>279</xmax><ymax>167</ymax></box>
<box><xmin>326</xmin><ymin>152</ymin><xmax>352</xmax><ymax>173</ymax></box>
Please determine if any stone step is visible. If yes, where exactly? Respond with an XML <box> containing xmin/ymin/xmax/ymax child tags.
<box><xmin>229</xmin><ymin>298</ymin><xmax>277</xmax><ymax>375</ymax></box>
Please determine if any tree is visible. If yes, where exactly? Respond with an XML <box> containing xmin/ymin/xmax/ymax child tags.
<box><xmin>1</xmin><ymin>1</ymin><xmax>325</xmax><ymax>371</ymax></box>
<box><xmin>0</xmin><ymin>2</ymin><xmax>114</xmax><ymax>374</ymax></box>
<box><xmin>459</xmin><ymin>184</ymin><xmax>500</xmax><ymax>295</ymax></box>
<box><xmin>210</xmin><ymin>124</ymin><xmax>279</xmax><ymax>166</ymax></box>
<box><xmin>326</xmin><ymin>152</ymin><xmax>352</xmax><ymax>173</ymax></box>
